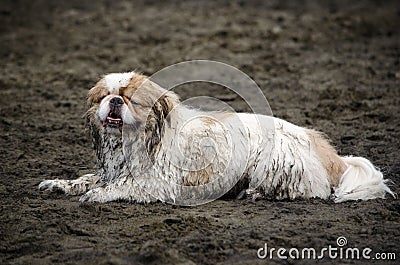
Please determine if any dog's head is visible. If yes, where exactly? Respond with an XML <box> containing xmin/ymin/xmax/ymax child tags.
<box><xmin>85</xmin><ymin>72</ymin><xmax>180</xmax><ymax>152</ymax></box>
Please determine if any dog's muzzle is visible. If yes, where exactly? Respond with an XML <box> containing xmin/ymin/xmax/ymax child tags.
<box><xmin>103</xmin><ymin>97</ymin><xmax>124</xmax><ymax>128</ymax></box>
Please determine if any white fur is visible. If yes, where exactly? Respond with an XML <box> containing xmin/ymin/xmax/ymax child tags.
<box><xmin>122</xmin><ymin>105</ymin><xmax>135</xmax><ymax>125</ymax></box>
<box><xmin>82</xmin><ymin>106</ymin><xmax>394</xmax><ymax>204</ymax></box>
<box><xmin>76</xmin><ymin>110</ymin><xmax>334</xmax><ymax>204</ymax></box>
<box><xmin>333</xmin><ymin>157</ymin><xmax>395</xmax><ymax>203</ymax></box>
<box><xmin>248</xmin><ymin>116</ymin><xmax>332</xmax><ymax>200</ymax></box>
<box><xmin>104</xmin><ymin>72</ymin><xmax>135</xmax><ymax>93</ymax></box>
<box><xmin>39</xmin><ymin>73</ymin><xmax>395</xmax><ymax>204</ymax></box>
<box><xmin>39</xmin><ymin>174</ymin><xmax>101</xmax><ymax>195</ymax></box>
<box><xmin>97</xmin><ymin>95</ymin><xmax>112</xmax><ymax>121</ymax></box>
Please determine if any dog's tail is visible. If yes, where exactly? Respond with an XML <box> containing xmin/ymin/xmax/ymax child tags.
<box><xmin>333</xmin><ymin>156</ymin><xmax>396</xmax><ymax>203</ymax></box>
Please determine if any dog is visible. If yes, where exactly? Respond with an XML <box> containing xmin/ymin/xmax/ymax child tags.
<box><xmin>39</xmin><ymin>71</ymin><xmax>395</xmax><ymax>204</ymax></box>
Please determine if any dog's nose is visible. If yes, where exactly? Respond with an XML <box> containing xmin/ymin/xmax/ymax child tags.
<box><xmin>110</xmin><ymin>97</ymin><xmax>124</xmax><ymax>106</ymax></box>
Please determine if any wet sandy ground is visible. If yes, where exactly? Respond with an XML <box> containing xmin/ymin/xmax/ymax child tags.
<box><xmin>1</xmin><ymin>1</ymin><xmax>399</xmax><ymax>264</ymax></box>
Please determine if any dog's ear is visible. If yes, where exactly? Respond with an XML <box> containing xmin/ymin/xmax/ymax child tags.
<box><xmin>145</xmin><ymin>91</ymin><xmax>180</xmax><ymax>160</ymax></box>
<box><xmin>157</xmin><ymin>91</ymin><xmax>180</xmax><ymax>120</ymax></box>
<box><xmin>84</xmin><ymin>79</ymin><xmax>108</xmax><ymax>155</ymax></box>
<box><xmin>87</xmin><ymin>80</ymin><xmax>109</xmax><ymax>108</ymax></box>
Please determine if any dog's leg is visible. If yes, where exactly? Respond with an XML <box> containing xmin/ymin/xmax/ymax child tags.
<box><xmin>79</xmin><ymin>179</ymin><xmax>156</xmax><ymax>203</ymax></box>
<box><xmin>38</xmin><ymin>173</ymin><xmax>101</xmax><ymax>195</ymax></box>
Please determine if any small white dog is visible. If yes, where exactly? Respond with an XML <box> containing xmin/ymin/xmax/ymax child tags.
<box><xmin>39</xmin><ymin>71</ymin><xmax>395</xmax><ymax>204</ymax></box>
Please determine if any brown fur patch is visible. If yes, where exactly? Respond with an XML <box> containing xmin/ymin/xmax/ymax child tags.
<box><xmin>87</xmin><ymin>80</ymin><xmax>109</xmax><ymax>107</ymax></box>
<box><xmin>306</xmin><ymin>129</ymin><xmax>347</xmax><ymax>187</ymax></box>
<box><xmin>183</xmin><ymin>165</ymin><xmax>212</xmax><ymax>186</ymax></box>
<box><xmin>84</xmin><ymin>105</ymin><xmax>98</xmax><ymax>123</ymax></box>
<box><xmin>121</xmin><ymin>74</ymin><xmax>148</xmax><ymax>99</ymax></box>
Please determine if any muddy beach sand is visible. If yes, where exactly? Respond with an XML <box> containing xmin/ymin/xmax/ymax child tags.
<box><xmin>1</xmin><ymin>1</ymin><xmax>399</xmax><ymax>264</ymax></box>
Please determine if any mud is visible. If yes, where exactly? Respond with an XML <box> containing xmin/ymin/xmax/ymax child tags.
<box><xmin>1</xmin><ymin>1</ymin><xmax>399</xmax><ymax>264</ymax></box>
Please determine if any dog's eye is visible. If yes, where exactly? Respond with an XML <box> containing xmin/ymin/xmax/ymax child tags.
<box><xmin>100</xmin><ymin>95</ymin><xmax>107</xmax><ymax>101</ymax></box>
<box><xmin>131</xmin><ymin>99</ymin><xmax>139</xmax><ymax>105</ymax></box>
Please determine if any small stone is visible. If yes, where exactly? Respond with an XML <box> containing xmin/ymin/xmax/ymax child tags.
<box><xmin>271</xmin><ymin>25</ymin><xmax>282</xmax><ymax>35</ymax></box>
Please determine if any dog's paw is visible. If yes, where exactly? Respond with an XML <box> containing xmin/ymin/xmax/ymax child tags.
<box><xmin>38</xmin><ymin>179</ymin><xmax>70</xmax><ymax>193</ymax></box>
<box><xmin>236</xmin><ymin>188</ymin><xmax>263</xmax><ymax>201</ymax></box>
<box><xmin>79</xmin><ymin>188</ymin><xmax>108</xmax><ymax>203</ymax></box>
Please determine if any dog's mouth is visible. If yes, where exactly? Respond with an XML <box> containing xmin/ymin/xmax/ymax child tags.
<box><xmin>103</xmin><ymin>111</ymin><xmax>123</xmax><ymax>128</ymax></box>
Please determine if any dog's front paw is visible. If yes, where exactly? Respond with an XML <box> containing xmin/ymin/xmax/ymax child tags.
<box><xmin>38</xmin><ymin>179</ymin><xmax>70</xmax><ymax>194</ymax></box>
<box><xmin>79</xmin><ymin>188</ymin><xmax>108</xmax><ymax>203</ymax></box>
